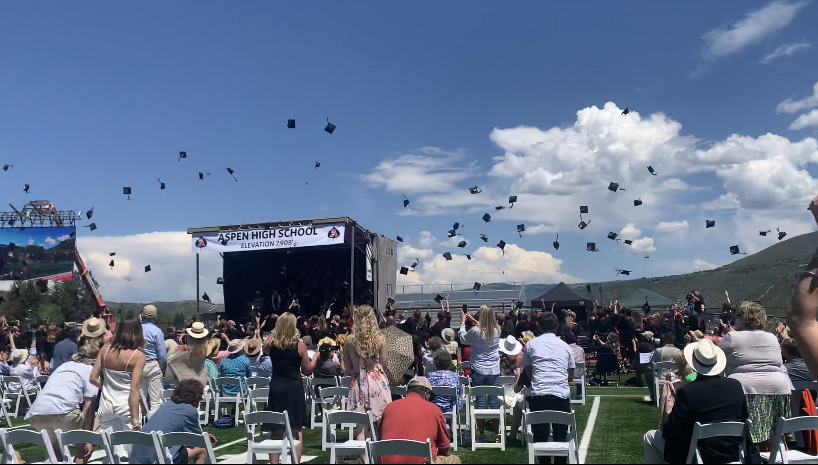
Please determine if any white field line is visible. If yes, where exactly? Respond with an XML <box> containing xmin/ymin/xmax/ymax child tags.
<box><xmin>578</xmin><ymin>396</ymin><xmax>601</xmax><ymax>464</ymax></box>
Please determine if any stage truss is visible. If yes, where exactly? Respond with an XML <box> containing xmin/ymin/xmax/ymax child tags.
<box><xmin>0</xmin><ymin>200</ymin><xmax>84</xmax><ymax>228</ymax></box>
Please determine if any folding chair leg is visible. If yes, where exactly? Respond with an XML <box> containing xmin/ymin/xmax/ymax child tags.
<box><xmin>471</xmin><ymin>413</ymin><xmax>476</xmax><ymax>451</ymax></box>
<box><xmin>500</xmin><ymin>413</ymin><xmax>506</xmax><ymax>451</ymax></box>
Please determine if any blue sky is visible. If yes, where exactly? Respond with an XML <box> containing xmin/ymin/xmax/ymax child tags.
<box><xmin>0</xmin><ymin>227</ymin><xmax>75</xmax><ymax>251</ymax></box>
<box><xmin>1</xmin><ymin>2</ymin><xmax>817</xmax><ymax>302</ymax></box>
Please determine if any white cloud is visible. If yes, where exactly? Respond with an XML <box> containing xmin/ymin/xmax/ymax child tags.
<box><xmin>760</xmin><ymin>40</ymin><xmax>812</xmax><ymax>63</ymax></box>
<box><xmin>700</xmin><ymin>193</ymin><xmax>741</xmax><ymax>210</ymax></box>
<box><xmin>360</xmin><ymin>147</ymin><xmax>474</xmax><ymax>195</ymax></box>
<box><xmin>27</xmin><ymin>238</ymin><xmax>34</xmax><ymax>246</ymax></box>
<box><xmin>397</xmin><ymin>245</ymin><xmax>434</xmax><ymax>263</ymax></box>
<box><xmin>701</xmin><ymin>1</ymin><xmax>808</xmax><ymax>60</ymax></box>
<box><xmin>659</xmin><ymin>178</ymin><xmax>692</xmax><ymax>191</ymax></box>
<box><xmin>628</xmin><ymin>237</ymin><xmax>657</xmax><ymax>256</ymax></box>
<box><xmin>778</xmin><ymin>80</ymin><xmax>818</xmax><ymax>114</ymax></box>
<box><xmin>789</xmin><ymin>109</ymin><xmax>818</xmax><ymax>130</ymax></box>
<box><xmin>655</xmin><ymin>220</ymin><xmax>690</xmax><ymax>233</ymax></box>
<box><xmin>524</xmin><ymin>224</ymin><xmax>559</xmax><ymax>235</ymax></box>
<box><xmin>619</xmin><ymin>223</ymin><xmax>643</xmax><ymax>239</ymax></box>
<box><xmin>416</xmin><ymin>231</ymin><xmax>437</xmax><ymax>248</ymax></box>
<box><xmin>692</xmin><ymin>259</ymin><xmax>719</xmax><ymax>271</ymax></box>
<box><xmin>44</xmin><ymin>237</ymin><xmax>56</xmax><ymax>245</ymax></box>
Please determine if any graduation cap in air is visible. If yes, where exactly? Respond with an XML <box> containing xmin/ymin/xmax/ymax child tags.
<box><xmin>403</xmin><ymin>195</ymin><xmax>410</xmax><ymax>208</ymax></box>
<box><xmin>325</xmin><ymin>118</ymin><xmax>336</xmax><ymax>134</ymax></box>
<box><xmin>466</xmin><ymin>255</ymin><xmax>472</xmax><ymax>260</ymax></box>
<box><xmin>777</xmin><ymin>228</ymin><xmax>787</xmax><ymax>240</ymax></box>
<box><xmin>199</xmin><ymin>172</ymin><xmax>204</xmax><ymax>180</ymax></box>
<box><xmin>69</xmin><ymin>231</ymin><xmax>75</xmax><ymax>238</ymax></box>
<box><xmin>178</xmin><ymin>151</ymin><xmax>186</xmax><ymax>161</ymax></box>
<box><xmin>586</xmin><ymin>284</ymin><xmax>592</xmax><ymax>293</ymax></box>
<box><xmin>453</xmin><ymin>222</ymin><xmax>460</xmax><ymax>231</ymax></box>
<box><xmin>497</xmin><ymin>240</ymin><xmax>506</xmax><ymax>255</ymax></box>
<box><xmin>587</xmin><ymin>242</ymin><xmax>598</xmax><ymax>252</ymax></box>
<box><xmin>469</xmin><ymin>186</ymin><xmax>481</xmax><ymax>194</ymax></box>
<box><xmin>580</xmin><ymin>206</ymin><xmax>589</xmax><ymax>215</ymax></box>
<box><xmin>517</xmin><ymin>224</ymin><xmax>525</xmax><ymax>237</ymax></box>
<box><xmin>509</xmin><ymin>196</ymin><xmax>517</xmax><ymax>208</ymax></box>
<box><xmin>396</xmin><ymin>236</ymin><xmax>404</xmax><ymax>242</ymax></box>
<box><xmin>434</xmin><ymin>294</ymin><xmax>444</xmax><ymax>304</ymax></box>
<box><xmin>315</xmin><ymin>161</ymin><xmax>320</xmax><ymax>169</ymax></box>
<box><xmin>616</xmin><ymin>269</ymin><xmax>631</xmax><ymax>276</ymax></box>
<box><xmin>145</xmin><ymin>265</ymin><xmax>152</xmax><ymax>272</ymax></box>
<box><xmin>621</xmin><ymin>107</ymin><xmax>630</xmax><ymax>116</ymax></box>
<box><xmin>553</xmin><ymin>234</ymin><xmax>560</xmax><ymax>250</ymax></box>
<box><xmin>759</xmin><ymin>230</ymin><xmax>771</xmax><ymax>236</ymax></box>
<box><xmin>495</xmin><ymin>206</ymin><xmax>504</xmax><ymax>211</ymax></box>
<box><xmin>608</xmin><ymin>182</ymin><xmax>624</xmax><ymax>192</ymax></box>
<box><xmin>109</xmin><ymin>252</ymin><xmax>116</xmax><ymax>256</ymax></box>
<box><xmin>86</xmin><ymin>223</ymin><xmax>97</xmax><ymax>231</ymax></box>
<box><xmin>411</xmin><ymin>259</ymin><xmax>419</xmax><ymax>269</ymax></box>
<box><xmin>202</xmin><ymin>293</ymin><xmax>211</xmax><ymax>303</ymax></box>
<box><xmin>400</xmin><ymin>267</ymin><xmax>409</xmax><ymax>275</ymax></box>
<box><xmin>443</xmin><ymin>252</ymin><xmax>452</xmax><ymax>261</ymax></box>
<box><xmin>634</xmin><ymin>198</ymin><xmax>642</xmax><ymax>207</ymax></box>
<box><xmin>648</xmin><ymin>166</ymin><xmax>658</xmax><ymax>176</ymax></box>
<box><xmin>123</xmin><ymin>187</ymin><xmax>131</xmax><ymax>200</ymax></box>
<box><xmin>448</xmin><ymin>230</ymin><xmax>457</xmax><ymax>238</ymax></box>
<box><xmin>457</xmin><ymin>241</ymin><xmax>467</xmax><ymax>248</ymax></box>
<box><xmin>480</xmin><ymin>233</ymin><xmax>488</xmax><ymax>242</ymax></box>
<box><xmin>482</xmin><ymin>213</ymin><xmax>491</xmax><ymax>223</ymax></box>
<box><xmin>624</xmin><ymin>240</ymin><xmax>633</xmax><ymax>245</ymax></box>
<box><xmin>109</xmin><ymin>260</ymin><xmax>114</xmax><ymax>269</ymax></box>
<box><xmin>607</xmin><ymin>232</ymin><xmax>617</xmax><ymax>240</ymax></box>
<box><xmin>473</xmin><ymin>282</ymin><xmax>481</xmax><ymax>292</ymax></box>
<box><xmin>730</xmin><ymin>246</ymin><xmax>746</xmax><ymax>255</ymax></box>
<box><xmin>159</xmin><ymin>179</ymin><xmax>166</xmax><ymax>190</ymax></box>
<box><xmin>578</xmin><ymin>220</ymin><xmax>590</xmax><ymax>230</ymax></box>
<box><xmin>23</xmin><ymin>184</ymin><xmax>29</xmax><ymax>194</ymax></box>
<box><xmin>2</xmin><ymin>164</ymin><xmax>10</xmax><ymax>171</ymax></box>
<box><xmin>227</xmin><ymin>168</ymin><xmax>237</xmax><ymax>182</ymax></box>
<box><xmin>86</xmin><ymin>207</ymin><xmax>95</xmax><ymax>220</ymax></box>
<box><xmin>217</xmin><ymin>277</ymin><xmax>225</xmax><ymax>284</ymax></box>
<box><xmin>287</xmin><ymin>119</ymin><xmax>296</xmax><ymax>129</ymax></box>
<box><xmin>706</xmin><ymin>220</ymin><xmax>715</xmax><ymax>228</ymax></box>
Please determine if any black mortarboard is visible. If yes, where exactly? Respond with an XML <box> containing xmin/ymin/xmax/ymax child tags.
<box><xmin>400</xmin><ymin>267</ymin><xmax>409</xmax><ymax>275</ymax></box>
<box><xmin>634</xmin><ymin>199</ymin><xmax>642</xmax><ymax>207</ymax></box>
<box><xmin>325</xmin><ymin>118</ymin><xmax>336</xmax><ymax>134</ymax></box>
<box><xmin>199</xmin><ymin>172</ymin><xmax>204</xmax><ymax>180</ymax></box>
<box><xmin>497</xmin><ymin>240</ymin><xmax>506</xmax><ymax>255</ymax></box>
<box><xmin>448</xmin><ymin>230</ymin><xmax>457</xmax><ymax>238</ymax></box>
<box><xmin>123</xmin><ymin>187</ymin><xmax>131</xmax><ymax>195</ymax></box>
<box><xmin>287</xmin><ymin>119</ymin><xmax>296</xmax><ymax>129</ymax></box>
<box><xmin>473</xmin><ymin>282</ymin><xmax>481</xmax><ymax>292</ymax></box>
<box><xmin>202</xmin><ymin>293</ymin><xmax>210</xmax><ymax>302</ymax></box>
<box><xmin>217</xmin><ymin>277</ymin><xmax>224</xmax><ymax>284</ymax></box>
<box><xmin>608</xmin><ymin>182</ymin><xmax>619</xmax><ymax>192</ymax></box>
<box><xmin>587</xmin><ymin>242</ymin><xmax>597</xmax><ymax>252</ymax></box>
<box><xmin>730</xmin><ymin>246</ymin><xmax>744</xmax><ymax>255</ymax></box>
<box><xmin>778</xmin><ymin>228</ymin><xmax>787</xmax><ymax>240</ymax></box>
<box><xmin>145</xmin><ymin>265</ymin><xmax>152</xmax><ymax>272</ymax></box>
<box><xmin>619</xmin><ymin>270</ymin><xmax>631</xmax><ymax>276</ymax></box>
<box><xmin>469</xmin><ymin>186</ymin><xmax>481</xmax><ymax>194</ymax></box>
<box><xmin>706</xmin><ymin>220</ymin><xmax>715</xmax><ymax>228</ymax></box>
<box><xmin>403</xmin><ymin>195</ymin><xmax>410</xmax><ymax>208</ymax></box>
<box><xmin>578</xmin><ymin>220</ymin><xmax>589</xmax><ymax>230</ymax></box>
<box><xmin>396</xmin><ymin>236</ymin><xmax>404</xmax><ymax>242</ymax></box>
<box><xmin>495</xmin><ymin>206</ymin><xmax>504</xmax><ymax>210</ymax></box>
<box><xmin>2</xmin><ymin>164</ymin><xmax>9</xmax><ymax>171</ymax></box>
<box><xmin>517</xmin><ymin>224</ymin><xmax>525</xmax><ymax>233</ymax></box>
<box><xmin>516</xmin><ymin>301</ymin><xmax>523</xmax><ymax>309</ymax></box>
<box><xmin>457</xmin><ymin>240</ymin><xmax>467</xmax><ymax>248</ymax></box>
<box><xmin>87</xmin><ymin>223</ymin><xmax>97</xmax><ymax>231</ymax></box>
<box><xmin>86</xmin><ymin>208</ymin><xmax>94</xmax><ymax>219</ymax></box>
<box><xmin>648</xmin><ymin>166</ymin><xmax>657</xmax><ymax>176</ymax></box>
<box><xmin>759</xmin><ymin>230</ymin><xmax>770</xmax><ymax>236</ymax></box>
<box><xmin>178</xmin><ymin>151</ymin><xmax>186</xmax><ymax>161</ymax></box>
<box><xmin>580</xmin><ymin>206</ymin><xmax>589</xmax><ymax>214</ymax></box>
<box><xmin>622</xmin><ymin>107</ymin><xmax>630</xmax><ymax>115</ymax></box>
<box><xmin>160</xmin><ymin>182</ymin><xmax>166</xmax><ymax>190</ymax></box>
<box><xmin>624</xmin><ymin>240</ymin><xmax>633</xmax><ymax>245</ymax></box>
<box><xmin>553</xmin><ymin>234</ymin><xmax>560</xmax><ymax>250</ymax></box>
<box><xmin>434</xmin><ymin>294</ymin><xmax>444</xmax><ymax>303</ymax></box>
<box><xmin>109</xmin><ymin>260</ymin><xmax>114</xmax><ymax>268</ymax></box>
<box><xmin>314</xmin><ymin>161</ymin><xmax>321</xmax><ymax>170</ymax></box>
<box><xmin>411</xmin><ymin>260</ymin><xmax>419</xmax><ymax>269</ymax></box>
<box><xmin>69</xmin><ymin>231</ymin><xmax>75</xmax><ymax>238</ymax></box>
<box><xmin>607</xmin><ymin>232</ymin><xmax>617</xmax><ymax>240</ymax></box>
<box><xmin>109</xmin><ymin>252</ymin><xmax>116</xmax><ymax>256</ymax></box>
<box><xmin>466</xmin><ymin>255</ymin><xmax>471</xmax><ymax>260</ymax></box>
<box><xmin>586</xmin><ymin>284</ymin><xmax>592</xmax><ymax>293</ymax></box>
<box><xmin>453</xmin><ymin>222</ymin><xmax>459</xmax><ymax>231</ymax></box>
<box><xmin>480</xmin><ymin>233</ymin><xmax>488</xmax><ymax>242</ymax></box>
<box><xmin>227</xmin><ymin>168</ymin><xmax>237</xmax><ymax>181</ymax></box>
<box><xmin>443</xmin><ymin>252</ymin><xmax>452</xmax><ymax>261</ymax></box>
<box><xmin>23</xmin><ymin>184</ymin><xmax>29</xmax><ymax>194</ymax></box>
<box><xmin>482</xmin><ymin>213</ymin><xmax>491</xmax><ymax>223</ymax></box>
<box><xmin>509</xmin><ymin>196</ymin><xmax>517</xmax><ymax>208</ymax></box>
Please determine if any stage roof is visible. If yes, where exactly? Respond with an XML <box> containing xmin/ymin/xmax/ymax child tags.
<box><xmin>186</xmin><ymin>216</ymin><xmax>370</xmax><ymax>235</ymax></box>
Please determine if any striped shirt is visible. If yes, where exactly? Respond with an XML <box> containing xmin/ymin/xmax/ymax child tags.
<box><xmin>217</xmin><ymin>354</ymin><xmax>252</xmax><ymax>394</ymax></box>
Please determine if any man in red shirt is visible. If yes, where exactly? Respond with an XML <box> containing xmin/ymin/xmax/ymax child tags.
<box><xmin>378</xmin><ymin>377</ymin><xmax>460</xmax><ymax>464</ymax></box>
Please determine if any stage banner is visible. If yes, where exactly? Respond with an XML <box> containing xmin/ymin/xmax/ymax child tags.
<box><xmin>0</xmin><ymin>227</ymin><xmax>76</xmax><ymax>281</ymax></box>
<box><xmin>192</xmin><ymin>224</ymin><xmax>346</xmax><ymax>253</ymax></box>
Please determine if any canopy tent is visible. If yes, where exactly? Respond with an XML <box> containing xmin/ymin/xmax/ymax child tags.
<box><xmin>619</xmin><ymin>289</ymin><xmax>674</xmax><ymax>310</ymax></box>
<box><xmin>530</xmin><ymin>282</ymin><xmax>592</xmax><ymax>324</ymax></box>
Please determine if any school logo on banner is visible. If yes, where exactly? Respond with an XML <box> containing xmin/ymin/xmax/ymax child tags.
<box><xmin>328</xmin><ymin>227</ymin><xmax>340</xmax><ymax>239</ymax></box>
<box><xmin>195</xmin><ymin>237</ymin><xmax>208</xmax><ymax>248</ymax></box>
<box><xmin>191</xmin><ymin>224</ymin><xmax>346</xmax><ymax>253</ymax></box>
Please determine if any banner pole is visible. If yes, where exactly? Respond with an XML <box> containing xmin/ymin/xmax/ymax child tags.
<box><xmin>350</xmin><ymin>222</ymin><xmax>355</xmax><ymax>308</ymax></box>
<box><xmin>196</xmin><ymin>253</ymin><xmax>200</xmax><ymax>320</ymax></box>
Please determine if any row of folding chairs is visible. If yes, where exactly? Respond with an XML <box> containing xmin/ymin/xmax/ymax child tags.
<box><xmin>150</xmin><ymin>376</ymin><xmax>272</xmax><ymax>426</ymax></box>
<box><xmin>0</xmin><ymin>427</ymin><xmax>217</xmax><ymax>464</ymax></box>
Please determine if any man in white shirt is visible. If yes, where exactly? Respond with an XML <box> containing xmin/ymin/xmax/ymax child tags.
<box><xmin>523</xmin><ymin>312</ymin><xmax>575</xmax><ymax>465</ymax></box>
<box><xmin>26</xmin><ymin>343</ymin><xmax>100</xmax><ymax>463</ymax></box>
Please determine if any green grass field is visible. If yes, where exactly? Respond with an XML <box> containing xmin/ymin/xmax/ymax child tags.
<box><xmin>2</xmin><ymin>386</ymin><xmax>658</xmax><ymax>464</ymax></box>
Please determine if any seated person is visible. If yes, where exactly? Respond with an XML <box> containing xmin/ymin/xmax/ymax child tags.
<box><xmin>129</xmin><ymin>380</ymin><xmax>216</xmax><ymax>464</ymax></box>
<box><xmin>644</xmin><ymin>340</ymin><xmax>749</xmax><ymax>464</ymax></box>
<box><xmin>782</xmin><ymin>337</ymin><xmax>815</xmax><ymax>383</ymax></box>
<box><xmin>313</xmin><ymin>337</ymin><xmax>343</xmax><ymax>395</ymax></box>
<box><xmin>426</xmin><ymin>349</ymin><xmax>462</xmax><ymax>414</ymax></box>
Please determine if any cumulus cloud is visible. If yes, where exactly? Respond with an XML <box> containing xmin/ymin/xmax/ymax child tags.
<box><xmin>360</xmin><ymin>147</ymin><xmax>474</xmax><ymax>195</ymax></box>
<box><xmin>778</xmin><ymin>80</ymin><xmax>818</xmax><ymax>114</ymax></box>
<box><xmin>44</xmin><ymin>237</ymin><xmax>56</xmax><ymax>245</ymax></box>
<box><xmin>619</xmin><ymin>223</ymin><xmax>643</xmax><ymax>239</ymax></box>
<box><xmin>397</xmin><ymin>244</ymin><xmax>434</xmax><ymax>263</ymax></box>
<box><xmin>692</xmin><ymin>259</ymin><xmax>719</xmax><ymax>271</ymax></box>
<box><xmin>760</xmin><ymin>40</ymin><xmax>811</xmax><ymax>63</ymax></box>
<box><xmin>57</xmin><ymin>234</ymin><xmax>71</xmax><ymax>241</ymax></box>
<box><xmin>790</xmin><ymin>109</ymin><xmax>818</xmax><ymax>130</ymax></box>
<box><xmin>655</xmin><ymin>221</ymin><xmax>690</xmax><ymax>233</ymax></box>
<box><xmin>416</xmin><ymin>231</ymin><xmax>437</xmax><ymax>248</ymax></box>
<box><xmin>524</xmin><ymin>224</ymin><xmax>559</xmax><ymax>235</ymax></box>
<box><xmin>628</xmin><ymin>237</ymin><xmax>657</xmax><ymax>256</ymax></box>
<box><xmin>701</xmin><ymin>1</ymin><xmax>808</xmax><ymax>60</ymax></box>
<box><xmin>27</xmin><ymin>238</ymin><xmax>34</xmax><ymax>246</ymax></box>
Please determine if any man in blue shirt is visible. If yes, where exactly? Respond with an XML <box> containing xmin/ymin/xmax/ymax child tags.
<box><xmin>218</xmin><ymin>339</ymin><xmax>252</xmax><ymax>395</ymax></box>
<box><xmin>140</xmin><ymin>305</ymin><xmax>167</xmax><ymax>418</ymax></box>
<box><xmin>129</xmin><ymin>380</ymin><xmax>214</xmax><ymax>465</ymax></box>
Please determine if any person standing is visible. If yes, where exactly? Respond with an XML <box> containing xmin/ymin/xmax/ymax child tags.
<box><xmin>523</xmin><ymin>312</ymin><xmax>575</xmax><ymax>465</ymax></box>
<box><xmin>459</xmin><ymin>305</ymin><xmax>501</xmax><ymax>409</ymax></box>
<box><xmin>165</xmin><ymin>322</ymin><xmax>210</xmax><ymax>390</ymax></box>
<box><xmin>140</xmin><ymin>305</ymin><xmax>167</xmax><ymax>418</ymax></box>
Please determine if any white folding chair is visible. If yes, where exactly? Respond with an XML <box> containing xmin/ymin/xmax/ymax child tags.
<box><xmin>524</xmin><ymin>410</ymin><xmax>579</xmax><ymax>464</ymax></box>
<box><xmin>571</xmin><ymin>362</ymin><xmax>586</xmax><ymax>406</ymax></box>
<box><xmin>318</xmin><ymin>386</ymin><xmax>350</xmax><ymax>452</ymax></box>
<box><xmin>245</xmin><ymin>377</ymin><xmax>269</xmax><ymax>389</ymax></box>
<box><xmin>762</xmin><ymin>416</ymin><xmax>818</xmax><ymax>464</ymax></box>
<box><xmin>685</xmin><ymin>421</ymin><xmax>749</xmax><ymax>464</ymax></box>
<box><xmin>460</xmin><ymin>361</ymin><xmax>471</xmax><ymax>375</ymax></box>
<box><xmin>244</xmin><ymin>411</ymin><xmax>299</xmax><ymax>464</ymax></box>
<box><xmin>302</xmin><ymin>376</ymin><xmax>312</xmax><ymax>403</ymax></box>
<box><xmin>1</xmin><ymin>377</ymin><xmax>32</xmax><ymax>419</ymax></box>
<box><xmin>35</xmin><ymin>376</ymin><xmax>49</xmax><ymax>394</ymax></box>
<box><xmin>326</xmin><ymin>411</ymin><xmax>377</xmax><ymax>464</ymax></box>
<box><xmin>156</xmin><ymin>431</ymin><xmax>217</xmax><ymax>465</ymax></box>
<box><xmin>247</xmin><ymin>388</ymin><xmax>270</xmax><ymax>413</ymax></box>
<box><xmin>432</xmin><ymin>385</ymin><xmax>460</xmax><ymax>451</ymax></box>
<box><xmin>55</xmin><ymin>429</ymin><xmax>114</xmax><ymax>465</ymax></box>
<box><xmin>390</xmin><ymin>385</ymin><xmax>407</xmax><ymax>398</ymax></box>
<box><xmin>653</xmin><ymin>361</ymin><xmax>675</xmax><ymax>407</ymax></box>
<box><xmin>0</xmin><ymin>382</ymin><xmax>13</xmax><ymax>426</ymax></box>
<box><xmin>367</xmin><ymin>438</ymin><xmax>434</xmax><ymax>464</ymax></box>
<box><xmin>214</xmin><ymin>377</ymin><xmax>244</xmax><ymax>425</ymax></box>
<box><xmin>161</xmin><ymin>388</ymin><xmax>175</xmax><ymax>401</ymax></box>
<box><xmin>459</xmin><ymin>376</ymin><xmax>471</xmax><ymax>436</ymax></box>
<box><xmin>469</xmin><ymin>385</ymin><xmax>506</xmax><ymax>451</ymax></box>
<box><xmin>0</xmin><ymin>428</ymin><xmax>58</xmax><ymax>464</ymax></box>
<box><xmin>497</xmin><ymin>376</ymin><xmax>516</xmax><ymax>388</ymax></box>
<box><xmin>106</xmin><ymin>429</ymin><xmax>164</xmax><ymax>464</ymax></box>
<box><xmin>337</xmin><ymin>376</ymin><xmax>352</xmax><ymax>388</ymax></box>
<box><xmin>310</xmin><ymin>378</ymin><xmax>338</xmax><ymax>429</ymax></box>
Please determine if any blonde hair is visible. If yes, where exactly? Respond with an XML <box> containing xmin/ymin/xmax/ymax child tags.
<box><xmin>674</xmin><ymin>351</ymin><xmax>693</xmax><ymax>378</ymax></box>
<box><xmin>477</xmin><ymin>305</ymin><xmax>498</xmax><ymax>342</ymax></box>
<box><xmin>738</xmin><ymin>301</ymin><xmax>767</xmax><ymax>330</ymax></box>
<box><xmin>519</xmin><ymin>331</ymin><xmax>535</xmax><ymax>346</ymax></box>
<box><xmin>606</xmin><ymin>333</ymin><xmax>620</xmax><ymax>355</ymax></box>
<box><xmin>337</xmin><ymin>333</ymin><xmax>346</xmax><ymax>347</ymax></box>
<box><xmin>187</xmin><ymin>336</ymin><xmax>208</xmax><ymax>360</ymax></box>
<box><xmin>348</xmin><ymin>305</ymin><xmax>381</xmax><ymax>358</ymax></box>
<box><xmin>273</xmin><ymin>313</ymin><xmax>300</xmax><ymax>350</ymax></box>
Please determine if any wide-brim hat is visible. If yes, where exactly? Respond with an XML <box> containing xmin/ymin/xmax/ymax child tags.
<box><xmin>441</xmin><ymin>328</ymin><xmax>456</xmax><ymax>343</ymax></box>
<box><xmin>683</xmin><ymin>339</ymin><xmax>727</xmax><ymax>377</ymax></box>
<box><xmin>82</xmin><ymin>317</ymin><xmax>106</xmax><ymax>338</ymax></box>
<box><xmin>227</xmin><ymin>339</ymin><xmax>244</xmax><ymax>354</ymax></box>
<box><xmin>11</xmin><ymin>349</ymin><xmax>28</xmax><ymax>365</ymax></box>
<box><xmin>185</xmin><ymin>322</ymin><xmax>209</xmax><ymax>339</ymax></box>
<box><xmin>499</xmin><ymin>335</ymin><xmax>523</xmax><ymax>356</ymax></box>
<box><xmin>244</xmin><ymin>338</ymin><xmax>261</xmax><ymax>356</ymax></box>
<box><xmin>206</xmin><ymin>338</ymin><xmax>221</xmax><ymax>356</ymax></box>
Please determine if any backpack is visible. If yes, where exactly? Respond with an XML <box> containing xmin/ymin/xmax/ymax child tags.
<box><xmin>215</xmin><ymin>415</ymin><xmax>235</xmax><ymax>429</ymax></box>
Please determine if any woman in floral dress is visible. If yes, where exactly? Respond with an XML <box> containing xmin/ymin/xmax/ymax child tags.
<box><xmin>344</xmin><ymin>304</ymin><xmax>390</xmax><ymax>439</ymax></box>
